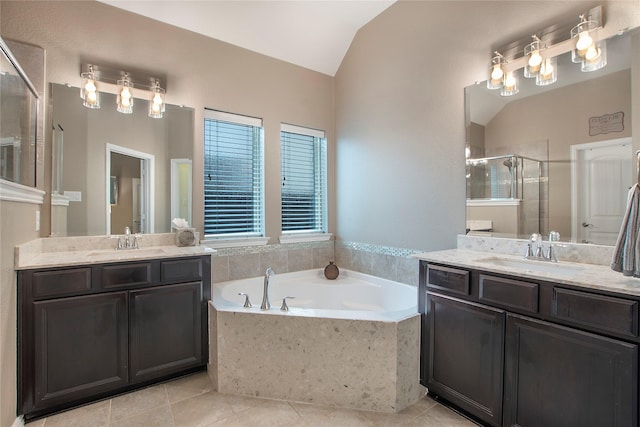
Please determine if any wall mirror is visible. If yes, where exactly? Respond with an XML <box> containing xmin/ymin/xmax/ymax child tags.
<box><xmin>466</xmin><ymin>29</ymin><xmax>637</xmax><ymax>246</ymax></box>
<box><xmin>0</xmin><ymin>37</ymin><xmax>38</xmax><ymax>187</ymax></box>
<box><xmin>50</xmin><ymin>83</ymin><xmax>193</xmax><ymax>237</ymax></box>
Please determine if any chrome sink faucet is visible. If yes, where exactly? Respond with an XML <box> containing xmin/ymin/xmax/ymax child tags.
<box><xmin>117</xmin><ymin>226</ymin><xmax>139</xmax><ymax>250</ymax></box>
<box><xmin>260</xmin><ymin>267</ymin><xmax>275</xmax><ymax>310</ymax></box>
<box><xmin>525</xmin><ymin>232</ymin><xmax>560</xmax><ymax>262</ymax></box>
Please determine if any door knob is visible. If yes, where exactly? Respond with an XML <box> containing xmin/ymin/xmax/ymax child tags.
<box><xmin>581</xmin><ymin>222</ymin><xmax>592</xmax><ymax>228</ymax></box>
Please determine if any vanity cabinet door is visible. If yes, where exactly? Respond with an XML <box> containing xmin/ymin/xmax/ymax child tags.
<box><xmin>425</xmin><ymin>293</ymin><xmax>505</xmax><ymax>427</ymax></box>
<box><xmin>31</xmin><ymin>292</ymin><xmax>128</xmax><ymax>412</ymax></box>
<box><xmin>504</xmin><ymin>314</ymin><xmax>638</xmax><ymax>427</ymax></box>
<box><xmin>129</xmin><ymin>282</ymin><xmax>203</xmax><ymax>383</ymax></box>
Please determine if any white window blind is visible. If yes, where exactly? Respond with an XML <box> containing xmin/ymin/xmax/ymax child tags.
<box><xmin>204</xmin><ymin>110</ymin><xmax>264</xmax><ymax>237</ymax></box>
<box><xmin>280</xmin><ymin>124</ymin><xmax>327</xmax><ymax>233</ymax></box>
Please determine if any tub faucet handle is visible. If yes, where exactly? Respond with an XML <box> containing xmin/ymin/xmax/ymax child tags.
<box><xmin>238</xmin><ymin>292</ymin><xmax>252</xmax><ymax>308</ymax></box>
<box><xmin>280</xmin><ymin>296</ymin><xmax>294</xmax><ymax>311</ymax></box>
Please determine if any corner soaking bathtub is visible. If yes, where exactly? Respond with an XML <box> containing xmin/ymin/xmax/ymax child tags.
<box><xmin>208</xmin><ymin>268</ymin><xmax>423</xmax><ymax>412</ymax></box>
<box><xmin>212</xmin><ymin>268</ymin><xmax>417</xmax><ymax>321</ymax></box>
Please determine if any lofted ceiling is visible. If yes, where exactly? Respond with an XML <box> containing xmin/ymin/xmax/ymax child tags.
<box><xmin>98</xmin><ymin>0</ymin><xmax>396</xmax><ymax>76</ymax></box>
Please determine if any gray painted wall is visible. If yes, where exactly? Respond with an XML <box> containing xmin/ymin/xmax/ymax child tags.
<box><xmin>334</xmin><ymin>0</ymin><xmax>639</xmax><ymax>251</ymax></box>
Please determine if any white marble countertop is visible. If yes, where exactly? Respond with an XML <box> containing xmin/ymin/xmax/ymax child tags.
<box><xmin>15</xmin><ymin>234</ymin><xmax>216</xmax><ymax>270</ymax></box>
<box><xmin>414</xmin><ymin>249</ymin><xmax>640</xmax><ymax>297</ymax></box>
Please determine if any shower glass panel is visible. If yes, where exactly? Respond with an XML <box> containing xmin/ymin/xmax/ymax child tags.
<box><xmin>466</xmin><ymin>155</ymin><xmax>541</xmax><ymax>200</ymax></box>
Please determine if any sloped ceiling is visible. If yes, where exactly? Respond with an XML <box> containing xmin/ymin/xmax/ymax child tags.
<box><xmin>98</xmin><ymin>0</ymin><xmax>396</xmax><ymax>76</ymax></box>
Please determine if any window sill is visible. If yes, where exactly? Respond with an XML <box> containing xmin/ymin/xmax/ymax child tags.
<box><xmin>201</xmin><ymin>236</ymin><xmax>269</xmax><ymax>249</ymax></box>
<box><xmin>279</xmin><ymin>233</ymin><xmax>333</xmax><ymax>244</ymax></box>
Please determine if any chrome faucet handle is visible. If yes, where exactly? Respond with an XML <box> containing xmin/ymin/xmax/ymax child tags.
<box><xmin>524</xmin><ymin>243</ymin><xmax>533</xmax><ymax>258</ymax></box>
<box><xmin>547</xmin><ymin>231</ymin><xmax>560</xmax><ymax>262</ymax></box>
<box><xmin>528</xmin><ymin>233</ymin><xmax>542</xmax><ymax>257</ymax></box>
<box><xmin>238</xmin><ymin>292</ymin><xmax>252</xmax><ymax>308</ymax></box>
<box><xmin>280</xmin><ymin>296</ymin><xmax>294</xmax><ymax>311</ymax></box>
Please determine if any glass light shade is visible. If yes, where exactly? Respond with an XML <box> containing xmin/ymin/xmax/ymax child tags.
<box><xmin>116</xmin><ymin>77</ymin><xmax>134</xmax><ymax>114</ymax></box>
<box><xmin>80</xmin><ymin>71</ymin><xmax>100</xmax><ymax>109</ymax></box>
<box><xmin>487</xmin><ymin>54</ymin><xmax>505</xmax><ymax>90</ymax></box>
<box><xmin>571</xmin><ymin>19</ymin><xmax>598</xmax><ymax>63</ymax></box>
<box><xmin>148</xmin><ymin>83</ymin><xmax>165</xmax><ymax>119</ymax></box>
<box><xmin>536</xmin><ymin>56</ymin><xmax>557</xmax><ymax>86</ymax></box>
<box><xmin>524</xmin><ymin>38</ymin><xmax>543</xmax><ymax>78</ymax></box>
<box><xmin>581</xmin><ymin>39</ymin><xmax>607</xmax><ymax>72</ymax></box>
<box><xmin>500</xmin><ymin>72</ymin><xmax>519</xmax><ymax>97</ymax></box>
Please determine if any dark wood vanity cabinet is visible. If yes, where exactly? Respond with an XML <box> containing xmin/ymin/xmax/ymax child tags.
<box><xmin>419</xmin><ymin>261</ymin><xmax>639</xmax><ymax>427</ymax></box>
<box><xmin>18</xmin><ymin>255</ymin><xmax>211</xmax><ymax>420</ymax></box>
<box><xmin>425</xmin><ymin>292</ymin><xmax>505</xmax><ymax>425</ymax></box>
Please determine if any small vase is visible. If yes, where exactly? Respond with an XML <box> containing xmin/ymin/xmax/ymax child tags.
<box><xmin>324</xmin><ymin>261</ymin><xmax>339</xmax><ymax>280</ymax></box>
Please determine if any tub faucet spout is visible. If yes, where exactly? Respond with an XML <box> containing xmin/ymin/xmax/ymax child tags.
<box><xmin>261</xmin><ymin>267</ymin><xmax>275</xmax><ymax>310</ymax></box>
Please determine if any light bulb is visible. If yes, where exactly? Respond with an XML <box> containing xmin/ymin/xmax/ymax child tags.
<box><xmin>491</xmin><ymin>64</ymin><xmax>504</xmax><ymax>82</ymax></box>
<box><xmin>528</xmin><ymin>50</ymin><xmax>543</xmax><ymax>68</ymax></box>
<box><xmin>576</xmin><ymin>31</ymin><xmax>593</xmax><ymax>50</ymax></box>
<box><xmin>85</xmin><ymin>80</ymin><xmax>96</xmax><ymax>92</ymax></box>
<box><xmin>87</xmin><ymin>91</ymin><xmax>97</xmax><ymax>102</ymax></box>
<box><xmin>576</xmin><ymin>30</ymin><xmax>593</xmax><ymax>57</ymax></box>
<box><xmin>504</xmin><ymin>72</ymin><xmax>516</xmax><ymax>89</ymax></box>
<box><xmin>153</xmin><ymin>93</ymin><xmax>163</xmax><ymax>105</ymax></box>
<box><xmin>540</xmin><ymin>61</ymin><xmax>553</xmax><ymax>78</ymax></box>
<box><xmin>151</xmin><ymin>102</ymin><xmax>160</xmax><ymax>113</ymax></box>
<box><xmin>121</xmin><ymin>97</ymin><xmax>131</xmax><ymax>107</ymax></box>
<box><xmin>585</xmin><ymin>44</ymin><xmax>601</xmax><ymax>62</ymax></box>
<box><xmin>121</xmin><ymin>87</ymin><xmax>132</xmax><ymax>99</ymax></box>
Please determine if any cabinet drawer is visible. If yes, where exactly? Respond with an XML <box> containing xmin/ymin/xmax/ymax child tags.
<box><xmin>427</xmin><ymin>265</ymin><xmax>469</xmax><ymax>296</ymax></box>
<box><xmin>552</xmin><ymin>288</ymin><xmax>639</xmax><ymax>338</ymax></box>
<box><xmin>101</xmin><ymin>263</ymin><xmax>151</xmax><ymax>289</ymax></box>
<box><xmin>479</xmin><ymin>274</ymin><xmax>539</xmax><ymax>314</ymax></box>
<box><xmin>161</xmin><ymin>258</ymin><xmax>202</xmax><ymax>283</ymax></box>
<box><xmin>32</xmin><ymin>268</ymin><xmax>92</xmax><ymax>300</ymax></box>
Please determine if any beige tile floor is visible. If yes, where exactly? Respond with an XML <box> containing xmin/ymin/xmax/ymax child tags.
<box><xmin>25</xmin><ymin>371</ymin><xmax>478</xmax><ymax>426</ymax></box>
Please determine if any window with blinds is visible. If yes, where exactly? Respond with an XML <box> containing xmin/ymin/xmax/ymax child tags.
<box><xmin>204</xmin><ymin>110</ymin><xmax>264</xmax><ymax>237</ymax></box>
<box><xmin>280</xmin><ymin>124</ymin><xmax>327</xmax><ymax>233</ymax></box>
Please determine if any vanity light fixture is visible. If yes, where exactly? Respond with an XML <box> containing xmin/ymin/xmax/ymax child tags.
<box><xmin>487</xmin><ymin>52</ymin><xmax>505</xmax><ymax>90</ymax></box>
<box><xmin>80</xmin><ymin>64</ymin><xmax>166</xmax><ymax>117</ymax></box>
<box><xmin>487</xmin><ymin>5</ymin><xmax>606</xmax><ymax>97</ymax></box>
<box><xmin>536</xmin><ymin>56</ymin><xmax>557</xmax><ymax>86</ymax></box>
<box><xmin>500</xmin><ymin>71</ymin><xmax>519</xmax><ymax>97</ymax></box>
<box><xmin>571</xmin><ymin>13</ymin><xmax>607</xmax><ymax>72</ymax></box>
<box><xmin>80</xmin><ymin>65</ymin><xmax>100</xmax><ymax>109</ymax></box>
<box><xmin>116</xmin><ymin>74</ymin><xmax>134</xmax><ymax>114</ymax></box>
<box><xmin>524</xmin><ymin>36</ymin><xmax>543</xmax><ymax>78</ymax></box>
<box><xmin>148</xmin><ymin>79</ymin><xmax>165</xmax><ymax>119</ymax></box>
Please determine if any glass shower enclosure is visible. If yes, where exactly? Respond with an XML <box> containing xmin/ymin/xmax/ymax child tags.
<box><xmin>466</xmin><ymin>154</ymin><xmax>544</xmax><ymax>236</ymax></box>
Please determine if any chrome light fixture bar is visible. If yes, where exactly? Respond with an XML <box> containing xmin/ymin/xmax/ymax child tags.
<box><xmin>79</xmin><ymin>64</ymin><xmax>166</xmax><ymax>118</ymax></box>
<box><xmin>488</xmin><ymin>5</ymin><xmax>605</xmax><ymax>97</ymax></box>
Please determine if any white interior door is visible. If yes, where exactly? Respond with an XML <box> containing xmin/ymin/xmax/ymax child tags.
<box><xmin>106</xmin><ymin>144</ymin><xmax>155</xmax><ymax>235</ymax></box>
<box><xmin>572</xmin><ymin>138</ymin><xmax>632</xmax><ymax>245</ymax></box>
<box><xmin>132</xmin><ymin>177</ymin><xmax>141</xmax><ymax>233</ymax></box>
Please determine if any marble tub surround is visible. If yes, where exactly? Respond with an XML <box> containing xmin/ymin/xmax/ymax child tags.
<box><xmin>15</xmin><ymin>234</ymin><xmax>215</xmax><ymax>269</ymax></box>
<box><xmin>415</xmin><ymin>248</ymin><xmax>640</xmax><ymax>297</ymax></box>
<box><xmin>209</xmin><ymin>304</ymin><xmax>423</xmax><ymax>413</ymax></box>
<box><xmin>458</xmin><ymin>233</ymin><xmax>614</xmax><ymax>266</ymax></box>
<box><xmin>335</xmin><ymin>240</ymin><xmax>421</xmax><ymax>286</ymax></box>
<box><xmin>210</xmin><ymin>240</ymin><xmax>334</xmax><ymax>283</ymax></box>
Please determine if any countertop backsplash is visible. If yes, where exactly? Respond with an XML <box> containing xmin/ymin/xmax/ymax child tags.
<box><xmin>458</xmin><ymin>234</ymin><xmax>614</xmax><ymax>266</ymax></box>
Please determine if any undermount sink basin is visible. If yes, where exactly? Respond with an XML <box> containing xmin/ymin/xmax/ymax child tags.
<box><xmin>477</xmin><ymin>256</ymin><xmax>585</xmax><ymax>277</ymax></box>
